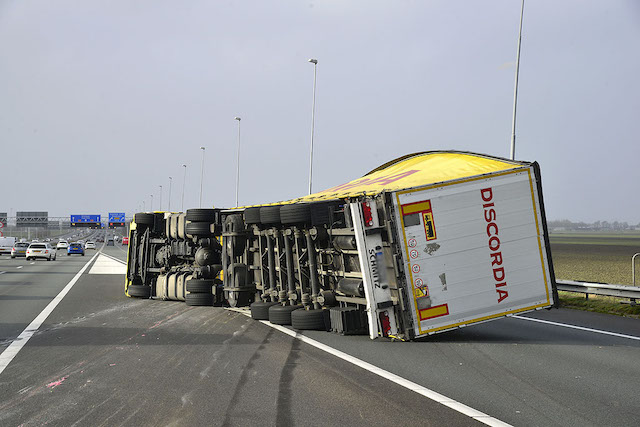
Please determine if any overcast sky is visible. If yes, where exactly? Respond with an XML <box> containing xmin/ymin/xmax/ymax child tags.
<box><xmin>1</xmin><ymin>0</ymin><xmax>638</xmax><ymax>223</ymax></box>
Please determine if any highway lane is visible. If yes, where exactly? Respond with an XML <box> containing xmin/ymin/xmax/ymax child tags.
<box><xmin>0</xmin><ymin>248</ymin><xmax>638</xmax><ymax>426</ymax></box>
<box><xmin>300</xmin><ymin>309</ymin><xmax>640</xmax><ymax>426</ymax></box>
<box><xmin>0</xmin><ymin>246</ymin><xmax>101</xmax><ymax>350</ymax></box>
<box><xmin>0</xmin><ymin>251</ymin><xmax>477</xmax><ymax>427</ymax></box>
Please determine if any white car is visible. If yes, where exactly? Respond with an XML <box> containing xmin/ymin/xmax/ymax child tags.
<box><xmin>26</xmin><ymin>243</ymin><xmax>57</xmax><ymax>261</ymax></box>
<box><xmin>85</xmin><ymin>241</ymin><xmax>96</xmax><ymax>249</ymax></box>
<box><xmin>57</xmin><ymin>240</ymin><xmax>69</xmax><ymax>250</ymax></box>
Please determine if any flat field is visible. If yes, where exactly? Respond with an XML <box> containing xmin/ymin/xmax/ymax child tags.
<box><xmin>549</xmin><ymin>233</ymin><xmax>640</xmax><ymax>285</ymax></box>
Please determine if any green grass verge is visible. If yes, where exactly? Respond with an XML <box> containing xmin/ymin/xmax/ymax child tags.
<box><xmin>558</xmin><ymin>291</ymin><xmax>640</xmax><ymax>319</ymax></box>
<box><xmin>550</xmin><ymin>233</ymin><xmax>640</xmax><ymax>318</ymax></box>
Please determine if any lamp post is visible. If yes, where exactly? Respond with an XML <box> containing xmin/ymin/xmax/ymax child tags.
<box><xmin>510</xmin><ymin>0</ymin><xmax>525</xmax><ymax>160</ymax></box>
<box><xmin>143</xmin><ymin>201</ymin><xmax>145</xmax><ymax>212</ymax></box>
<box><xmin>234</xmin><ymin>117</ymin><xmax>241</xmax><ymax>207</ymax></box>
<box><xmin>159</xmin><ymin>185</ymin><xmax>163</xmax><ymax>211</ymax></box>
<box><xmin>181</xmin><ymin>164</ymin><xmax>187</xmax><ymax>212</ymax></box>
<box><xmin>168</xmin><ymin>177</ymin><xmax>172</xmax><ymax>212</ymax></box>
<box><xmin>308</xmin><ymin>58</ymin><xmax>318</xmax><ymax>195</ymax></box>
<box><xmin>199</xmin><ymin>147</ymin><xmax>205</xmax><ymax>208</ymax></box>
<box><xmin>150</xmin><ymin>194</ymin><xmax>153</xmax><ymax>212</ymax></box>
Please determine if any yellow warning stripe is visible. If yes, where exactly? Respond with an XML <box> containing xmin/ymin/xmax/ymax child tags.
<box><xmin>419</xmin><ymin>304</ymin><xmax>449</xmax><ymax>320</ymax></box>
<box><xmin>401</xmin><ymin>201</ymin><xmax>431</xmax><ymax>215</ymax></box>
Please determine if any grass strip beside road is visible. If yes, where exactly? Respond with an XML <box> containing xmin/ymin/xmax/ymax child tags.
<box><xmin>558</xmin><ymin>291</ymin><xmax>640</xmax><ymax>319</ymax></box>
<box><xmin>550</xmin><ymin>233</ymin><xmax>640</xmax><ymax>319</ymax></box>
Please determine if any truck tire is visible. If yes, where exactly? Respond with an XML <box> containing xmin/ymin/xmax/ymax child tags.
<box><xmin>128</xmin><ymin>285</ymin><xmax>151</xmax><ymax>298</ymax></box>
<box><xmin>244</xmin><ymin>207</ymin><xmax>261</xmax><ymax>225</ymax></box>
<box><xmin>259</xmin><ymin>206</ymin><xmax>281</xmax><ymax>225</ymax></box>
<box><xmin>186</xmin><ymin>209</ymin><xmax>218</xmax><ymax>223</ymax></box>
<box><xmin>135</xmin><ymin>213</ymin><xmax>154</xmax><ymax>226</ymax></box>
<box><xmin>226</xmin><ymin>290</ymin><xmax>253</xmax><ymax>307</ymax></box>
<box><xmin>185</xmin><ymin>222</ymin><xmax>212</xmax><ymax>236</ymax></box>
<box><xmin>310</xmin><ymin>200</ymin><xmax>343</xmax><ymax>226</ymax></box>
<box><xmin>268</xmin><ymin>304</ymin><xmax>303</xmax><ymax>325</ymax></box>
<box><xmin>250</xmin><ymin>301</ymin><xmax>279</xmax><ymax>320</ymax></box>
<box><xmin>186</xmin><ymin>293</ymin><xmax>214</xmax><ymax>306</ymax></box>
<box><xmin>291</xmin><ymin>308</ymin><xmax>327</xmax><ymax>330</ymax></box>
<box><xmin>280</xmin><ymin>204</ymin><xmax>312</xmax><ymax>224</ymax></box>
<box><xmin>186</xmin><ymin>279</ymin><xmax>213</xmax><ymax>293</ymax></box>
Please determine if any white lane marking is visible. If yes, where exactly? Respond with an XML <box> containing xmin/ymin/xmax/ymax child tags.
<box><xmin>0</xmin><ymin>271</ymin><xmax>6</xmax><ymax>275</ymax></box>
<box><xmin>30</xmin><ymin>262</ymin><xmax>35</xmax><ymax>265</ymax></box>
<box><xmin>513</xmin><ymin>315</ymin><xmax>640</xmax><ymax>341</ymax></box>
<box><xmin>88</xmin><ymin>254</ymin><xmax>126</xmax><ymax>275</ymax></box>
<box><xmin>16</xmin><ymin>266</ymin><xmax>23</xmax><ymax>269</ymax></box>
<box><xmin>98</xmin><ymin>252</ymin><xmax>127</xmax><ymax>265</ymax></box>
<box><xmin>0</xmin><ymin>251</ymin><xmax>100</xmax><ymax>376</ymax></box>
<box><xmin>225</xmin><ymin>308</ymin><xmax>510</xmax><ymax>427</ymax></box>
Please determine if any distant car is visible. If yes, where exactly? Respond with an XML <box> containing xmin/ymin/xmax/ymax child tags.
<box><xmin>67</xmin><ymin>243</ymin><xmax>85</xmax><ymax>256</ymax></box>
<box><xmin>85</xmin><ymin>241</ymin><xmax>96</xmax><ymax>249</ymax></box>
<box><xmin>106</xmin><ymin>238</ymin><xmax>114</xmax><ymax>246</ymax></box>
<box><xmin>57</xmin><ymin>240</ymin><xmax>69</xmax><ymax>250</ymax></box>
<box><xmin>26</xmin><ymin>243</ymin><xmax>56</xmax><ymax>261</ymax></box>
<box><xmin>0</xmin><ymin>237</ymin><xmax>17</xmax><ymax>255</ymax></box>
<box><xmin>122</xmin><ymin>237</ymin><xmax>129</xmax><ymax>245</ymax></box>
<box><xmin>11</xmin><ymin>242</ymin><xmax>30</xmax><ymax>258</ymax></box>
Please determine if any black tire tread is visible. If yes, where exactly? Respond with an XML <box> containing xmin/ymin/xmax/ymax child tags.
<box><xmin>291</xmin><ymin>308</ymin><xmax>326</xmax><ymax>330</ymax></box>
<box><xmin>185</xmin><ymin>222</ymin><xmax>213</xmax><ymax>236</ymax></box>
<box><xmin>280</xmin><ymin>204</ymin><xmax>312</xmax><ymax>224</ymax></box>
<box><xmin>186</xmin><ymin>209</ymin><xmax>218</xmax><ymax>223</ymax></box>
<box><xmin>135</xmin><ymin>213</ymin><xmax>155</xmax><ymax>225</ymax></box>
<box><xmin>250</xmin><ymin>301</ymin><xmax>279</xmax><ymax>320</ymax></box>
<box><xmin>186</xmin><ymin>279</ymin><xmax>214</xmax><ymax>293</ymax></box>
<box><xmin>244</xmin><ymin>207</ymin><xmax>261</xmax><ymax>224</ymax></box>
<box><xmin>259</xmin><ymin>206</ymin><xmax>281</xmax><ymax>225</ymax></box>
<box><xmin>268</xmin><ymin>304</ymin><xmax>303</xmax><ymax>325</ymax></box>
<box><xmin>186</xmin><ymin>293</ymin><xmax>214</xmax><ymax>306</ymax></box>
<box><xmin>128</xmin><ymin>284</ymin><xmax>151</xmax><ymax>298</ymax></box>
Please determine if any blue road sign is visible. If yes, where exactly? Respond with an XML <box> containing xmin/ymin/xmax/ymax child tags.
<box><xmin>109</xmin><ymin>212</ymin><xmax>125</xmax><ymax>222</ymax></box>
<box><xmin>70</xmin><ymin>214</ymin><xmax>101</xmax><ymax>223</ymax></box>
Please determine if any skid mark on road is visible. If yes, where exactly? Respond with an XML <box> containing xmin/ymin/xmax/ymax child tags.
<box><xmin>225</xmin><ymin>308</ymin><xmax>512</xmax><ymax>427</ymax></box>
<box><xmin>220</xmin><ymin>327</ymin><xmax>274</xmax><ymax>427</ymax></box>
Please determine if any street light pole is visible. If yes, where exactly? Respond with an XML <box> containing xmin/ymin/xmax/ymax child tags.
<box><xmin>150</xmin><ymin>194</ymin><xmax>153</xmax><ymax>212</ymax></box>
<box><xmin>181</xmin><ymin>164</ymin><xmax>187</xmax><ymax>212</ymax></box>
<box><xmin>159</xmin><ymin>185</ymin><xmax>163</xmax><ymax>211</ymax></box>
<box><xmin>510</xmin><ymin>0</ymin><xmax>525</xmax><ymax>161</ymax></box>
<box><xmin>199</xmin><ymin>147</ymin><xmax>205</xmax><ymax>208</ymax></box>
<box><xmin>168</xmin><ymin>177</ymin><xmax>172</xmax><ymax>212</ymax></box>
<box><xmin>234</xmin><ymin>117</ymin><xmax>241</xmax><ymax>207</ymax></box>
<box><xmin>308</xmin><ymin>58</ymin><xmax>318</xmax><ymax>195</ymax></box>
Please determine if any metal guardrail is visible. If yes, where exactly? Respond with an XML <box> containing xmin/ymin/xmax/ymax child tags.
<box><xmin>556</xmin><ymin>279</ymin><xmax>640</xmax><ymax>303</ymax></box>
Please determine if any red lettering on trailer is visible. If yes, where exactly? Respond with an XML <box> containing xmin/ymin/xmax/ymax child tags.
<box><xmin>482</xmin><ymin>187</ymin><xmax>508</xmax><ymax>303</ymax></box>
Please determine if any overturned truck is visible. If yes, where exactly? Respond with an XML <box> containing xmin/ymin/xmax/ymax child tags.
<box><xmin>125</xmin><ymin>151</ymin><xmax>557</xmax><ymax>340</ymax></box>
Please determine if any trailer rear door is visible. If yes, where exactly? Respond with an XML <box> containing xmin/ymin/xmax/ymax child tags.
<box><xmin>392</xmin><ymin>167</ymin><xmax>554</xmax><ymax>338</ymax></box>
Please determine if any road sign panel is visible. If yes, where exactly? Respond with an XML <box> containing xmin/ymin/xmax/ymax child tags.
<box><xmin>109</xmin><ymin>212</ymin><xmax>125</xmax><ymax>222</ymax></box>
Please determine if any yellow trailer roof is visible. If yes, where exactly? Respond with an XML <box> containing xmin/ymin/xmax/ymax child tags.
<box><xmin>285</xmin><ymin>151</ymin><xmax>527</xmax><ymax>204</ymax></box>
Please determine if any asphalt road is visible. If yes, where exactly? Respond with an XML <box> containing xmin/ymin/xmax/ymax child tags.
<box><xmin>1</xmin><ymin>244</ymin><xmax>639</xmax><ymax>426</ymax></box>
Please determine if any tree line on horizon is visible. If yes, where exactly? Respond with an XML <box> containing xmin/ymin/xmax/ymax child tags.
<box><xmin>549</xmin><ymin>219</ymin><xmax>639</xmax><ymax>231</ymax></box>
